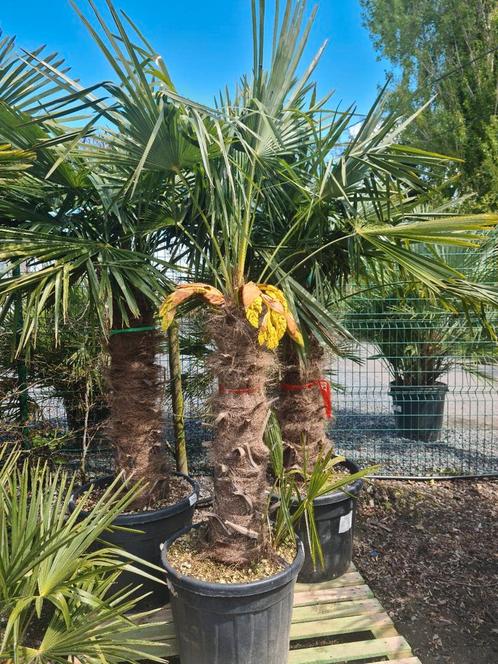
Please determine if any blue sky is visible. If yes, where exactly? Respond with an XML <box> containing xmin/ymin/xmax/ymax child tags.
<box><xmin>1</xmin><ymin>1</ymin><xmax>388</xmax><ymax>114</ymax></box>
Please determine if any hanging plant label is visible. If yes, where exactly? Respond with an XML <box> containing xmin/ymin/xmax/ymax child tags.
<box><xmin>339</xmin><ymin>511</ymin><xmax>353</xmax><ymax>533</ymax></box>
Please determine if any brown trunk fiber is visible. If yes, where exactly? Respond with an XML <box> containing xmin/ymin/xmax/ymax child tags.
<box><xmin>276</xmin><ymin>335</ymin><xmax>330</xmax><ymax>472</ymax></box>
<box><xmin>108</xmin><ymin>300</ymin><xmax>171</xmax><ymax>509</ymax></box>
<box><xmin>206</xmin><ymin>306</ymin><xmax>274</xmax><ymax>565</ymax></box>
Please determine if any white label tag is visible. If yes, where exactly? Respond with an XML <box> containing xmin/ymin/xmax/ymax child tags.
<box><xmin>339</xmin><ymin>511</ymin><xmax>353</xmax><ymax>534</ymax></box>
<box><xmin>189</xmin><ymin>493</ymin><xmax>197</xmax><ymax>507</ymax></box>
<box><xmin>393</xmin><ymin>405</ymin><xmax>403</xmax><ymax>413</ymax></box>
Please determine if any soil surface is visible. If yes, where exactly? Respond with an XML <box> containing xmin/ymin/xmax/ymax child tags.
<box><xmin>354</xmin><ymin>478</ymin><xmax>498</xmax><ymax>664</ymax></box>
<box><xmin>77</xmin><ymin>475</ymin><xmax>192</xmax><ymax>513</ymax></box>
<box><xmin>166</xmin><ymin>523</ymin><xmax>296</xmax><ymax>584</ymax></box>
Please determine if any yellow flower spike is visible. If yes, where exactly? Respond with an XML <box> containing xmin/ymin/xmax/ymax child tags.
<box><xmin>246</xmin><ymin>296</ymin><xmax>263</xmax><ymax>328</ymax></box>
<box><xmin>240</xmin><ymin>281</ymin><xmax>303</xmax><ymax>349</ymax></box>
<box><xmin>258</xmin><ymin>284</ymin><xmax>287</xmax><ymax>309</ymax></box>
<box><xmin>271</xmin><ymin>309</ymin><xmax>287</xmax><ymax>341</ymax></box>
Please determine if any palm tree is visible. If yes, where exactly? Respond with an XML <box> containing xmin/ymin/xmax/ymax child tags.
<box><xmin>160</xmin><ymin>0</ymin><xmax>498</xmax><ymax>565</ymax></box>
<box><xmin>159</xmin><ymin>0</ymin><xmax>320</xmax><ymax>565</ymax></box>
<box><xmin>0</xmin><ymin>6</ymin><xmax>212</xmax><ymax>507</ymax></box>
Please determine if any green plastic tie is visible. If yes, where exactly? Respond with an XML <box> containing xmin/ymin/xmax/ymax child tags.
<box><xmin>110</xmin><ymin>325</ymin><xmax>157</xmax><ymax>336</ymax></box>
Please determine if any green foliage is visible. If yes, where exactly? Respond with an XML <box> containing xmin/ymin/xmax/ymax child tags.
<box><xmin>360</xmin><ymin>0</ymin><xmax>498</xmax><ymax>210</ymax></box>
<box><xmin>265</xmin><ymin>415</ymin><xmax>377</xmax><ymax>568</ymax></box>
<box><xmin>0</xmin><ymin>286</ymin><xmax>107</xmax><ymax>443</ymax></box>
<box><xmin>345</xmin><ymin>247</ymin><xmax>498</xmax><ymax>386</ymax></box>
<box><xmin>1</xmin><ymin>0</ymin><xmax>498</xmax><ymax>354</ymax></box>
<box><xmin>0</xmin><ymin>144</ymin><xmax>34</xmax><ymax>181</ymax></box>
<box><xmin>0</xmin><ymin>448</ymin><xmax>167</xmax><ymax>664</ymax></box>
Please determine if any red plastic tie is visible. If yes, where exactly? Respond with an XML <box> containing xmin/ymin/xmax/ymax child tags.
<box><xmin>219</xmin><ymin>385</ymin><xmax>261</xmax><ymax>395</ymax></box>
<box><xmin>280</xmin><ymin>378</ymin><xmax>332</xmax><ymax>418</ymax></box>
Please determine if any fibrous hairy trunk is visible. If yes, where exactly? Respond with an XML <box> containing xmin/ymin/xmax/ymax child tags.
<box><xmin>276</xmin><ymin>335</ymin><xmax>330</xmax><ymax>472</ymax></box>
<box><xmin>206</xmin><ymin>306</ymin><xmax>274</xmax><ymax>565</ymax></box>
<box><xmin>108</xmin><ymin>298</ymin><xmax>170</xmax><ymax>509</ymax></box>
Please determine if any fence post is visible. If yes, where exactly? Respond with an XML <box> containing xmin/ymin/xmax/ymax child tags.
<box><xmin>168</xmin><ymin>320</ymin><xmax>188</xmax><ymax>474</ymax></box>
<box><xmin>12</xmin><ymin>263</ymin><xmax>29</xmax><ymax>445</ymax></box>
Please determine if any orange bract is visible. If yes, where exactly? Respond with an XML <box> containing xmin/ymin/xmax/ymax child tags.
<box><xmin>159</xmin><ymin>283</ymin><xmax>225</xmax><ymax>331</ymax></box>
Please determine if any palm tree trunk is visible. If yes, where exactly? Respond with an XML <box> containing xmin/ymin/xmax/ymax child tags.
<box><xmin>276</xmin><ymin>335</ymin><xmax>330</xmax><ymax>472</ymax></box>
<box><xmin>108</xmin><ymin>299</ymin><xmax>171</xmax><ymax>509</ymax></box>
<box><xmin>206</xmin><ymin>306</ymin><xmax>274</xmax><ymax>565</ymax></box>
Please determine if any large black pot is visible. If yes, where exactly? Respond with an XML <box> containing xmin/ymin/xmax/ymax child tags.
<box><xmin>389</xmin><ymin>381</ymin><xmax>448</xmax><ymax>442</ymax></box>
<box><xmin>70</xmin><ymin>473</ymin><xmax>199</xmax><ymax>608</ymax></box>
<box><xmin>293</xmin><ymin>458</ymin><xmax>363</xmax><ymax>583</ymax></box>
<box><xmin>161</xmin><ymin>524</ymin><xmax>304</xmax><ymax>664</ymax></box>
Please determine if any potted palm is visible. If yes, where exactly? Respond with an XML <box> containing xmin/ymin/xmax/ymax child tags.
<box><xmin>0</xmin><ymin>7</ymin><xmax>204</xmax><ymax>606</ymax></box>
<box><xmin>250</xmin><ymin>92</ymin><xmax>498</xmax><ymax>580</ymax></box>
<box><xmin>0</xmin><ymin>448</ymin><xmax>170</xmax><ymax>664</ymax></box>
<box><xmin>158</xmin><ymin>2</ymin><xmax>498</xmax><ymax>660</ymax></box>
<box><xmin>346</xmin><ymin>269</ymin><xmax>498</xmax><ymax>441</ymax></box>
<box><xmin>153</xmin><ymin>3</ymin><xmax>335</xmax><ymax>662</ymax></box>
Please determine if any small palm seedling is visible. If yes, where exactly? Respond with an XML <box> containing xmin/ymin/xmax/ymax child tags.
<box><xmin>265</xmin><ymin>414</ymin><xmax>377</xmax><ymax>571</ymax></box>
<box><xmin>0</xmin><ymin>447</ymin><xmax>168</xmax><ymax>664</ymax></box>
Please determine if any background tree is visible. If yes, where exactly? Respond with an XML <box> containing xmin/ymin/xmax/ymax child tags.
<box><xmin>360</xmin><ymin>0</ymin><xmax>498</xmax><ymax>211</ymax></box>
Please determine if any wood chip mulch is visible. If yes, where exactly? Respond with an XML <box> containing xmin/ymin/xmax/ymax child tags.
<box><xmin>354</xmin><ymin>478</ymin><xmax>498</xmax><ymax>664</ymax></box>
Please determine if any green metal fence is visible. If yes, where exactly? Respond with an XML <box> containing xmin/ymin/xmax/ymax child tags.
<box><xmin>1</xmin><ymin>306</ymin><xmax>497</xmax><ymax>478</ymax></box>
<box><xmin>331</xmin><ymin>310</ymin><xmax>498</xmax><ymax>477</ymax></box>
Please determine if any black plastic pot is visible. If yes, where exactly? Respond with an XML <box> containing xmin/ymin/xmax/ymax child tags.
<box><xmin>161</xmin><ymin>525</ymin><xmax>304</xmax><ymax>664</ymax></box>
<box><xmin>389</xmin><ymin>381</ymin><xmax>448</xmax><ymax>442</ymax></box>
<box><xmin>293</xmin><ymin>458</ymin><xmax>363</xmax><ymax>583</ymax></box>
<box><xmin>70</xmin><ymin>473</ymin><xmax>199</xmax><ymax>609</ymax></box>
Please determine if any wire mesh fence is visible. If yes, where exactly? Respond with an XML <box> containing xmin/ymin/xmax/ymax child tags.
<box><xmin>1</xmin><ymin>304</ymin><xmax>497</xmax><ymax>478</ymax></box>
<box><xmin>331</xmin><ymin>342</ymin><xmax>497</xmax><ymax>477</ymax></box>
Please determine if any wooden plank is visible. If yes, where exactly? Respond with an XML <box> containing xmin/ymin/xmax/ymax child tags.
<box><xmin>293</xmin><ymin>585</ymin><xmax>374</xmax><ymax>607</ymax></box>
<box><xmin>370</xmin><ymin>620</ymin><xmax>400</xmax><ymax>639</ymax></box>
<box><xmin>288</xmin><ymin>636</ymin><xmax>412</xmax><ymax>664</ymax></box>
<box><xmin>290</xmin><ymin>613</ymin><xmax>395</xmax><ymax>641</ymax></box>
<box><xmin>292</xmin><ymin>598</ymin><xmax>384</xmax><ymax>623</ymax></box>
<box><xmin>295</xmin><ymin>572</ymin><xmax>364</xmax><ymax>592</ymax></box>
<box><xmin>366</xmin><ymin>660</ymin><xmax>421</xmax><ymax>664</ymax></box>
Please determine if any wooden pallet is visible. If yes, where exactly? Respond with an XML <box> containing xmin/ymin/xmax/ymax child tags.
<box><xmin>138</xmin><ymin>565</ymin><xmax>421</xmax><ymax>664</ymax></box>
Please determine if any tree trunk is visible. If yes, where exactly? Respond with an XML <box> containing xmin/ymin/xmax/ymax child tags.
<box><xmin>108</xmin><ymin>299</ymin><xmax>171</xmax><ymax>509</ymax></box>
<box><xmin>276</xmin><ymin>335</ymin><xmax>330</xmax><ymax>472</ymax></box>
<box><xmin>206</xmin><ymin>306</ymin><xmax>274</xmax><ymax>565</ymax></box>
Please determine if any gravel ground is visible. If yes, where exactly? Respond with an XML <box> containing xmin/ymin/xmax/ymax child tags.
<box><xmin>163</xmin><ymin>411</ymin><xmax>498</xmax><ymax>477</ymax></box>
<box><xmin>3</xmin><ymin>402</ymin><xmax>497</xmax><ymax>478</ymax></box>
<box><xmin>332</xmin><ymin>409</ymin><xmax>498</xmax><ymax>476</ymax></box>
